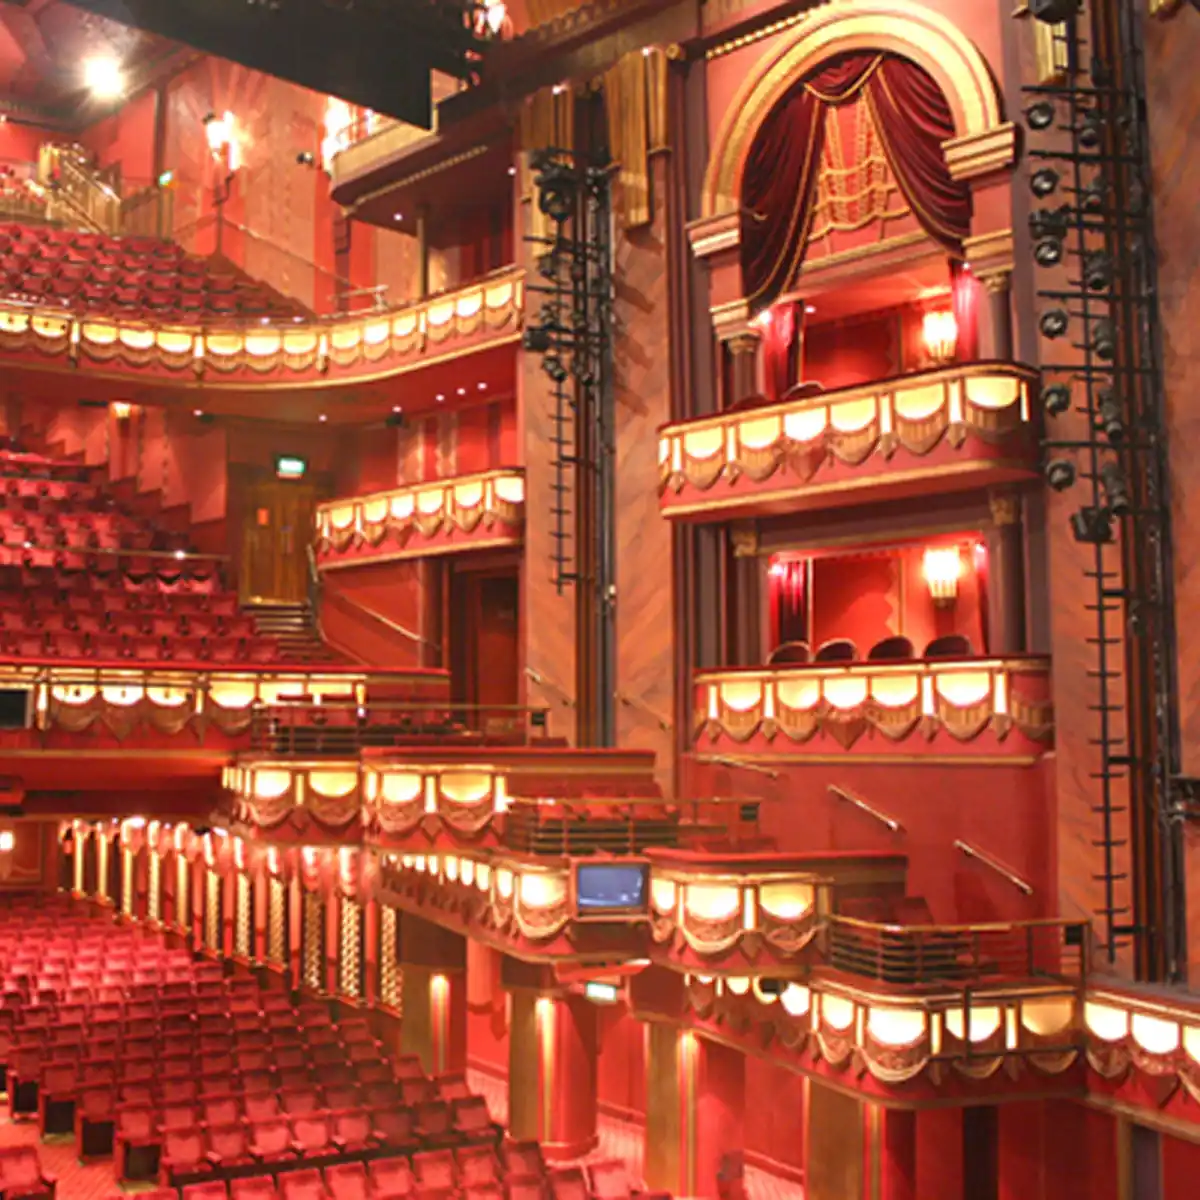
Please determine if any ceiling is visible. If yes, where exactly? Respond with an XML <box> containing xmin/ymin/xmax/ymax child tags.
<box><xmin>0</xmin><ymin>0</ymin><xmax>186</xmax><ymax>125</ymax></box>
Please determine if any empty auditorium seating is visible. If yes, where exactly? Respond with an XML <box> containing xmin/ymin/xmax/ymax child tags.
<box><xmin>0</xmin><ymin>222</ymin><xmax>309</xmax><ymax>323</ymax></box>
<box><xmin>0</xmin><ymin>446</ymin><xmax>320</xmax><ymax>665</ymax></box>
<box><xmin>0</xmin><ymin>1145</ymin><xmax>56</xmax><ymax>1199</ymax></box>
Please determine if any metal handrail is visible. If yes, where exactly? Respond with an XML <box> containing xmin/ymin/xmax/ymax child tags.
<box><xmin>321</xmin><ymin>585</ymin><xmax>435</xmax><ymax>650</ymax></box>
<box><xmin>615</xmin><ymin>691</ymin><xmax>672</xmax><ymax>731</ymax></box>
<box><xmin>525</xmin><ymin>667</ymin><xmax>576</xmax><ymax>709</ymax></box>
<box><xmin>691</xmin><ymin>753</ymin><xmax>779</xmax><ymax>780</ymax></box>
<box><xmin>828</xmin><ymin>784</ymin><xmax>904</xmax><ymax>833</ymax></box>
<box><xmin>954</xmin><ymin>839</ymin><xmax>1034</xmax><ymax>895</ymax></box>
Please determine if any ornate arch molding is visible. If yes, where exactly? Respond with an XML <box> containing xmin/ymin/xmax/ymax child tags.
<box><xmin>701</xmin><ymin>0</ymin><xmax>1015</xmax><ymax>220</ymax></box>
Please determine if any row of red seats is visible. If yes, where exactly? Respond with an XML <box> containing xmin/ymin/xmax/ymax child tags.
<box><xmin>0</xmin><ymin>476</ymin><xmax>98</xmax><ymax>502</ymax></box>
<box><xmin>0</xmin><ymin>447</ymin><xmax>92</xmax><ymax>483</ymax></box>
<box><xmin>2</xmin><ymin>583</ymin><xmax>234</xmax><ymax>611</ymax></box>
<box><xmin>0</xmin><ymin>223</ymin><xmax>187</xmax><ymax>261</ymax></box>
<box><xmin>0</xmin><ymin>609</ymin><xmax>254</xmax><ymax>638</ymax></box>
<box><xmin>0</xmin><ymin>631</ymin><xmax>282</xmax><ymax>664</ymax></box>
<box><xmin>0</xmin><ymin>1144</ymin><xmax>55</xmax><ymax>1200</ymax></box>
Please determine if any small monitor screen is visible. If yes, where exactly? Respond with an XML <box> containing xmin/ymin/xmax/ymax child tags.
<box><xmin>575</xmin><ymin>863</ymin><xmax>647</xmax><ymax>914</ymax></box>
<box><xmin>0</xmin><ymin>690</ymin><xmax>29</xmax><ymax>730</ymax></box>
<box><xmin>275</xmin><ymin>455</ymin><xmax>307</xmax><ymax>481</ymax></box>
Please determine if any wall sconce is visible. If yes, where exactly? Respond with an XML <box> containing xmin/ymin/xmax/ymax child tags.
<box><xmin>922</xmin><ymin>310</ymin><xmax>958</xmax><ymax>365</ymax></box>
<box><xmin>474</xmin><ymin>0</ymin><xmax>510</xmax><ymax>37</ymax></box>
<box><xmin>110</xmin><ymin>401</ymin><xmax>133</xmax><ymax>421</ymax></box>
<box><xmin>0</xmin><ymin>830</ymin><xmax>13</xmax><ymax>853</ymax></box>
<box><xmin>922</xmin><ymin>546</ymin><xmax>963</xmax><ymax>607</ymax></box>
<box><xmin>203</xmin><ymin>111</ymin><xmax>239</xmax><ymax>169</ymax></box>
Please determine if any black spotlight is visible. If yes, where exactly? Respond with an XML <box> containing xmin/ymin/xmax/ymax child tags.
<box><xmin>1029</xmin><ymin>0</ymin><xmax>1079</xmax><ymax>20</ymax></box>
<box><xmin>1026</xmin><ymin>101</ymin><xmax>1056</xmax><ymax>131</ymax></box>
<box><xmin>1100</xmin><ymin>460</ymin><xmax>1132</xmax><ymax>516</ymax></box>
<box><xmin>1029</xmin><ymin>206</ymin><xmax>1070</xmax><ymax>240</ymax></box>
<box><xmin>1035</xmin><ymin>238</ymin><xmax>1064</xmax><ymax>268</ymax></box>
<box><xmin>1046</xmin><ymin>458</ymin><xmax>1077</xmax><ymax>491</ymax></box>
<box><xmin>523</xmin><ymin>327</ymin><xmax>551</xmax><ymax>353</ymax></box>
<box><xmin>385</xmin><ymin>411</ymin><xmax>406</xmax><ymax>429</ymax></box>
<box><xmin>1030</xmin><ymin>167</ymin><xmax>1060</xmax><ymax>198</ymax></box>
<box><xmin>1040</xmin><ymin>309</ymin><xmax>1069</xmax><ymax>339</ymax></box>
<box><xmin>1091</xmin><ymin>319</ymin><xmax>1116</xmax><ymax>360</ymax></box>
<box><xmin>542</xmin><ymin>355</ymin><xmax>568</xmax><ymax>384</ymax></box>
<box><xmin>1042</xmin><ymin>383</ymin><xmax>1072</xmax><ymax>417</ymax></box>
<box><xmin>1095</xmin><ymin>388</ymin><xmax>1125</xmax><ymax>443</ymax></box>
<box><xmin>532</xmin><ymin>155</ymin><xmax>577</xmax><ymax>225</ymax></box>
<box><xmin>1079</xmin><ymin>111</ymin><xmax>1104</xmax><ymax>149</ymax></box>
<box><xmin>296</xmin><ymin>151</ymin><xmax>315</xmax><ymax>167</ymax></box>
<box><xmin>1079</xmin><ymin>175</ymin><xmax>1107</xmax><ymax>214</ymax></box>
<box><xmin>1082</xmin><ymin>252</ymin><xmax>1113</xmax><ymax>292</ymax></box>
<box><xmin>1071</xmin><ymin>505</ymin><xmax>1114</xmax><ymax>545</ymax></box>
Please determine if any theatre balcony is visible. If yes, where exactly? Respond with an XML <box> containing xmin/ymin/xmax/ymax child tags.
<box><xmin>658</xmin><ymin>361</ymin><xmax>1039</xmax><ymax>521</ymax></box>
<box><xmin>693</xmin><ymin>655</ymin><xmax>1053</xmax><ymax>760</ymax></box>
<box><xmin>314</xmin><ymin>469</ymin><xmax>525</xmax><ymax>569</ymax></box>
<box><xmin>632</xmin><ymin>912</ymin><xmax>1089</xmax><ymax>1102</ymax></box>
<box><xmin>0</xmin><ymin>265</ymin><xmax>523</xmax><ymax>396</ymax></box>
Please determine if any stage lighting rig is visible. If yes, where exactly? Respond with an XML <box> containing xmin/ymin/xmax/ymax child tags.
<box><xmin>1091</xmin><ymin>319</ymin><xmax>1116</xmax><ymax>360</ymax></box>
<box><xmin>1096</xmin><ymin>388</ymin><xmax>1126</xmax><ymax>444</ymax></box>
<box><xmin>1083</xmin><ymin>252</ymin><xmax>1113</xmax><ymax>292</ymax></box>
<box><xmin>1031</xmin><ymin>168</ymin><xmax>1060</xmax><ymax>198</ymax></box>
<box><xmin>1046</xmin><ymin>459</ymin><xmax>1077</xmax><ymax>491</ymax></box>
<box><xmin>1040</xmin><ymin>309</ymin><xmax>1069</xmax><ymax>339</ymax></box>
<box><xmin>1042</xmin><ymin>383</ymin><xmax>1072</xmax><ymax>417</ymax></box>
<box><xmin>1100</xmin><ymin>460</ymin><xmax>1132</xmax><ymax>516</ymax></box>
<box><xmin>1070</xmin><ymin>505</ymin><xmax>1113</xmax><ymax>545</ymax></box>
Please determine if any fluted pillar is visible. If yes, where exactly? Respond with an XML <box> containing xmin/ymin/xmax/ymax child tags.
<box><xmin>986</xmin><ymin>490</ymin><xmax>1026</xmax><ymax>654</ymax></box>
<box><xmin>724</xmin><ymin>331</ymin><xmax>761</xmax><ymax>407</ymax></box>
<box><xmin>978</xmin><ymin>270</ymin><xmax>1013</xmax><ymax>361</ymax></box>
<box><xmin>729</xmin><ymin>523</ymin><xmax>767</xmax><ymax>666</ymax></box>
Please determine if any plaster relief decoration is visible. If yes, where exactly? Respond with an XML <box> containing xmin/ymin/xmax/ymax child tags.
<box><xmin>696</xmin><ymin>657</ymin><xmax>1054</xmax><ymax>752</ymax></box>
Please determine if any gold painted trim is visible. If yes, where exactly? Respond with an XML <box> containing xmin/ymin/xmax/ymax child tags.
<box><xmin>702</xmin><ymin>1</ymin><xmax>1006</xmax><ymax>217</ymax></box>
<box><xmin>943</xmin><ymin>124</ymin><xmax>1018</xmax><ymax>181</ymax></box>
<box><xmin>963</xmin><ymin>228</ymin><xmax>1015</xmax><ymax>277</ymax></box>
<box><xmin>705</xmin><ymin>9</ymin><xmax>813</xmax><ymax>60</ymax></box>
<box><xmin>692</xmin><ymin>753</ymin><xmax>1046</xmax><ymax>766</ymax></box>
<box><xmin>661</xmin><ymin>458</ymin><xmax>1039</xmax><ymax>517</ymax></box>
<box><xmin>1087</xmin><ymin>1095</ymin><xmax>1200</xmax><ymax>1146</ymax></box>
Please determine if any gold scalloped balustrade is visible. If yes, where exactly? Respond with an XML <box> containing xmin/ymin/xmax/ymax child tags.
<box><xmin>658</xmin><ymin>362</ymin><xmax>1037</xmax><ymax>516</ymax></box>
<box><xmin>315</xmin><ymin>469</ymin><xmax>525</xmax><ymax>568</ymax></box>
<box><xmin>695</xmin><ymin>656</ymin><xmax>1053</xmax><ymax>752</ymax></box>
<box><xmin>4</xmin><ymin>664</ymin><xmax>442</xmax><ymax>742</ymax></box>
<box><xmin>0</xmin><ymin>269</ymin><xmax>523</xmax><ymax>383</ymax></box>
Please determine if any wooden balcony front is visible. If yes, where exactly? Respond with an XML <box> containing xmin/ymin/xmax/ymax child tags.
<box><xmin>694</xmin><ymin>655</ymin><xmax>1053</xmax><ymax>759</ymax></box>
<box><xmin>658</xmin><ymin>362</ymin><xmax>1039</xmax><ymax>520</ymax></box>
<box><xmin>314</xmin><ymin>469</ymin><xmax>525</xmax><ymax>569</ymax></box>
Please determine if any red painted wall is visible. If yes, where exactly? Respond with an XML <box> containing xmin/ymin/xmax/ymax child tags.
<box><xmin>1161</xmin><ymin>1130</ymin><xmax>1200</xmax><ymax>1200</ymax></box>
<box><xmin>596</xmin><ymin>1006</ymin><xmax>646</xmax><ymax>1121</ymax></box>
<box><xmin>0</xmin><ymin>121</ymin><xmax>50</xmax><ymax>167</ymax></box>
<box><xmin>744</xmin><ymin>1059</ymin><xmax>805</xmax><ymax>1177</ymax></box>
<box><xmin>79</xmin><ymin>89</ymin><xmax>159</xmax><ymax>187</ymax></box>
<box><xmin>465</xmin><ymin>941</ymin><xmax>508</xmax><ymax>1077</ymax></box>
<box><xmin>997</xmin><ymin>1102</ymin><xmax>1119</xmax><ymax>1200</ymax></box>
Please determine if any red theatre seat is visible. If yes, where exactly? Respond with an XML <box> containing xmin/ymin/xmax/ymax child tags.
<box><xmin>160</xmin><ymin>1125</ymin><xmax>214</xmax><ymax>1187</ymax></box>
<box><xmin>548</xmin><ymin>1167</ymin><xmax>590</xmax><ymax>1200</ymax></box>
<box><xmin>0</xmin><ymin>1146</ymin><xmax>57</xmax><ymax>1200</ymax></box>
<box><xmin>231</xmin><ymin>1178</ymin><xmax>279</xmax><ymax>1200</ymax></box>
<box><xmin>325</xmin><ymin>1162</ymin><xmax>371</xmax><ymax>1200</ymax></box>
<box><xmin>370</xmin><ymin>1156</ymin><xmax>417</xmax><ymax>1200</ymax></box>
<box><xmin>115</xmin><ymin>1104</ymin><xmax>162</xmax><ymax>1182</ymax></box>
<box><xmin>207</xmin><ymin>1121</ymin><xmax>256</xmax><ymax>1172</ymax></box>
<box><xmin>278</xmin><ymin>1168</ymin><xmax>328</xmax><ymax>1200</ymax></box>
<box><xmin>182</xmin><ymin>1184</ymin><xmax>230</xmax><ymax>1200</ymax></box>
<box><xmin>248</xmin><ymin>1117</ymin><xmax>297</xmax><ymax>1164</ymax></box>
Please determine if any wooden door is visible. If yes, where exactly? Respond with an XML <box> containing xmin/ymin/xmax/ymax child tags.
<box><xmin>450</xmin><ymin>569</ymin><xmax>519</xmax><ymax>732</ymax></box>
<box><xmin>240</xmin><ymin>480</ymin><xmax>317</xmax><ymax>604</ymax></box>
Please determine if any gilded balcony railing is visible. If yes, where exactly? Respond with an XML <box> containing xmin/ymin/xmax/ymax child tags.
<box><xmin>314</xmin><ymin>468</ymin><xmax>526</xmax><ymax>567</ymax></box>
<box><xmin>658</xmin><ymin>361</ymin><xmax>1039</xmax><ymax>517</ymax></box>
<box><xmin>695</xmin><ymin>655</ymin><xmax>1054</xmax><ymax>752</ymax></box>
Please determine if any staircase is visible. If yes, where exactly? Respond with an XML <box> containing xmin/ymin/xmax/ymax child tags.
<box><xmin>250</xmin><ymin>602</ymin><xmax>338</xmax><ymax>664</ymax></box>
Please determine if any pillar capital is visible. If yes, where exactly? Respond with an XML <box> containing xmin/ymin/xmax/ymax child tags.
<box><xmin>978</xmin><ymin>268</ymin><xmax>1012</xmax><ymax>295</ymax></box>
<box><xmin>988</xmin><ymin>489</ymin><xmax>1022</xmax><ymax>527</ymax></box>
<box><xmin>730</xmin><ymin>522</ymin><xmax>760</xmax><ymax>559</ymax></box>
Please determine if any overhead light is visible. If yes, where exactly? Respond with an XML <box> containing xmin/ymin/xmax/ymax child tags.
<box><xmin>804</xmin><ymin>304</ymin><xmax>816</xmax><ymax>315</ymax></box>
<box><xmin>477</xmin><ymin>382</ymin><xmax>487</xmax><ymax>390</ymax></box>
<box><xmin>507</xmin><ymin>167</ymin><xmax>517</xmax><ymax>176</ymax></box>
<box><xmin>456</xmin><ymin>387</ymin><xmax>466</xmax><ymax>395</ymax></box>
<box><xmin>193</xmin><ymin>408</ymin><xmax>204</xmax><ymax>418</ymax></box>
<box><xmin>318</xmin><ymin>414</ymin><xmax>328</xmax><ymax>422</ymax></box>
<box><xmin>393</xmin><ymin>213</ymin><xmax>403</xmax><ymax>221</ymax></box>
<box><xmin>1046</xmin><ymin>459</ymin><xmax>1076</xmax><ymax>491</ymax></box>
<box><xmin>84</xmin><ymin>57</ymin><xmax>125</xmax><ymax>101</ymax></box>
<box><xmin>435</xmin><ymin>393</ymin><xmax>445</xmax><ymax>402</ymax></box>
<box><xmin>392</xmin><ymin>405</ymin><xmax>402</xmax><ymax>413</ymax></box>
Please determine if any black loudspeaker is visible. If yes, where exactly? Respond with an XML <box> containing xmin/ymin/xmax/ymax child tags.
<box><xmin>1028</xmin><ymin>0</ymin><xmax>1079</xmax><ymax>21</ymax></box>
<box><xmin>386</xmin><ymin>412</ymin><xmax>406</xmax><ymax>428</ymax></box>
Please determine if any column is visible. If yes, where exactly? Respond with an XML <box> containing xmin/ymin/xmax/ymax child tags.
<box><xmin>868</xmin><ymin>1106</ymin><xmax>917</xmax><ymax>1200</ymax></box>
<box><xmin>724</xmin><ymin>331</ymin><xmax>761</xmax><ymax>407</ymax></box>
<box><xmin>986</xmin><ymin>490</ymin><xmax>1026</xmax><ymax>654</ymax></box>
<box><xmin>729</xmin><ymin>523</ymin><xmax>767</xmax><ymax>666</ymax></box>
<box><xmin>508</xmin><ymin>990</ymin><xmax>598</xmax><ymax>1160</ymax></box>
<box><xmin>399</xmin><ymin>917</ymin><xmax>467</xmax><ymax>1075</ymax></box>
<box><xmin>807</xmin><ymin>1081</ymin><xmax>864</xmax><ymax>1200</ymax></box>
<box><xmin>977</xmin><ymin>270</ymin><xmax>1013</xmax><ymax>361</ymax></box>
<box><xmin>644</xmin><ymin>1025</ymin><xmax>746</xmax><ymax>1198</ymax></box>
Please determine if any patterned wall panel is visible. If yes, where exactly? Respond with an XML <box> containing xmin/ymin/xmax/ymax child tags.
<box><xmin>267</xmin><ymin>877</ymin><xmax>287</xmax><ymax>968</ymax></box>
<box><xmin>380</xmin><ymin>904</ymin><xmax>403</xmax><ymax>1014</ymax></box>
<box><xmin>339</xmin><ymin>897</ymin><xmax>363</xmax><ymax>1001</ymax></box>
<box><xmin>303</xmin><ymin>890</ymin><xmax>324</xmax><ymax>993</ymax></box>
<box><xmin>147</xmin><ymin>851</ymin><xmax>161</xmax><ymax>922</ymax></box>
<box><xmin>235</xmin><ymin>872</ymin><xmax>252</xmax><ymax>960</ymax></box>
<box><xmin>204</xmin><ymin>868</ymin><xmax>222</xmax><ymax>953</ymax></box>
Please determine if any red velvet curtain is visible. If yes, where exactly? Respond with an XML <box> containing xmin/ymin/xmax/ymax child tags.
<box><xmin>741</xmin><ymin>52</ymin><xmax>972</xmax><ymax>312</ymax></box>
<box><xmin>950</xmin><ymin>259</ymin><xmax>980</xmax><ymax>362</ymax></box>
<box><xmin>759</xmin><ymin>300</ymin><xmax>798</xmax><ymax>401</ymax></box>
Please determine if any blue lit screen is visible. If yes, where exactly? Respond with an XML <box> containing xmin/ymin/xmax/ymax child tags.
<box><xmin>575</xmin><ymin>863</ymin><xmax>647</xmax><ymax>912</ymax></box>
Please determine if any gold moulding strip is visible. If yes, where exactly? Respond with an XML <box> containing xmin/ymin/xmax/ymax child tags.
<box><xmin>694</xmin><ymin>657</ymin><xmax>1053</xmax><ymax>749</ymax></box>
<box><xmin>314</xmin><ymin>469</ymin><xmax>526</xmax><ymax>559</ymax></box>
<box><xmin>658</xmin><ymin>363</ymin><xmax>1036</xmax><ymax>498</ymax></box>
<box><xmin>0</xmin><ymin>269</ymin><xmax>524</xmax><ymax>381</ymax></box>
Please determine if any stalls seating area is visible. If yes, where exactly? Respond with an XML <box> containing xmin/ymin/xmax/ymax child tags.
<box><xmin>0</xmin><ymin>448</ymin><xmax>333</xmax><ymax>665</ymax></box>
<box><xmin>0</xmin><ymin>223</ymin><xmax>309</xmax><ymax>323</ymax></box>
<box><xmin>766</xmin><ymin>633</ymin><xmax>975</xmax><ymax>666</ymax></box>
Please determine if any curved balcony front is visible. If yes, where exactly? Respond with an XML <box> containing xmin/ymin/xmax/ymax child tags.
<box><xmin>0</xmin><ymin>268</ymin><xmax>523</xmax><ymax>392</ymax></box>
<box><xmin>659</xmin><ymin>362</ymin><xmax>1039</xmax><ymax>520</ymax></box>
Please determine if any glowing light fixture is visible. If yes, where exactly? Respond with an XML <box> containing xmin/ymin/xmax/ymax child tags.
<box><xmin>922</xmin><ymin>309</ymin><xmax>958</xmax><ymax>364</ymax></box>
<box><xmin>923</xmin><ymin>546</ymin><xmax>963</xmax><ymax>607</ymax></box>
<box><xmin>0</xmin><ymin>831</ymin><xmax>13</xmax><ymax>853</ymax></box>
<box><xmin>84</xmin><ymin>57</ymin><xmax>125</xmax><ymax>101</ymax></box>
<box><xmin>204</xmin><ymin>112</ymin><xmax>240</xmax><ymax>170</ymax></box>
<box><xmin>110</xmin><ymin>401</ymin><xmax>132</xmax><ymax>421</ymax></box>
<box><xmin>584</xmin><ymin>980</ymin><xmax>620</xmax><ymax>1005</ymax></box>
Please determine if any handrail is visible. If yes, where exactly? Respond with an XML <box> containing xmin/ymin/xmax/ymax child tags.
<box><xmin>828</xmin><ymin>784</ymin><xmax>904</xmax><ymax>833</ymax></box>
<box><xmin>954</xmin><ymin>839</ymin><xmax>1033</xmax><ymax>895</ymax></box>
<box><xmin>524</xmin><ymin>666</ymin><xmax>576</xmax><ymax>710</ymax></box>
<box><xmin>615</xmin><ymin>691</ymin><xmax>672</xmax><ymax>731</ymax></box>
<box><xmin>691</xmin><ymin>753</ymin><xmax>780</xmax><ymax>780</ymax></box>
<box><xmin>321</xmin><ymin>584</ymin><xmax>436</xmax><ymax>650</ymax></box>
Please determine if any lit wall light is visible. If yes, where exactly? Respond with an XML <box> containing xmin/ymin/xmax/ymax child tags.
<box><xmin>922</xmin><ymin>310</ymin><xmax>958</xmax><ymax>365</ymax></box>
<box><xmin>204</xmin><ymin>111</ymin><xmax>240</xmax><ymax>170</ymax></box>
<box><xmin>922</xmin><ymin>546</ymin><xmax>963</xmax><ymax>607</ymax></box>
<box><xmin>0</xmin><ymin>830</ymin><xmax>13</xmax><ymax>853</ymax></box>
<box><xmin>110</xmin><ymin>401</ymin><xmax>133</xmax><ymax>421</ymax></box>
<box><xmin>84</xmin><ymin>57</ymin><xmax>125</xmax><ymax>101</ymax></box>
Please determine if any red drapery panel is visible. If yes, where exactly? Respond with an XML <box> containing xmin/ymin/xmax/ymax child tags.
<box><xmin>741</xmin><ymin>52</ymin><xmax>971</xmax><ymax>312</ymax></box>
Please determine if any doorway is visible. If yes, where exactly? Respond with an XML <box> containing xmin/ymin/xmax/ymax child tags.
<box><xmin>449</xmin><ymin>567</ymin><xmax>520</xmax><ymax>734</ymax></box>
<box><xmin>240</xmin><ymin>479</ymin><xmax>318</xmax><ymax>605</ymax></box>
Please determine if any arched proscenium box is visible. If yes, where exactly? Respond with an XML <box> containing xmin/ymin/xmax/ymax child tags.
<box><xmin>691</xmin><ymin>0</ymin><xmax>1017</xmax><ymax>322</ymax></box>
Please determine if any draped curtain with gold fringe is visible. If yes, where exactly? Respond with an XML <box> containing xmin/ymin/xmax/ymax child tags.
<box><xmin>517</xmin><ymin>86</ymin><xmax>576</xmax><ymax>243</ymax></box>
